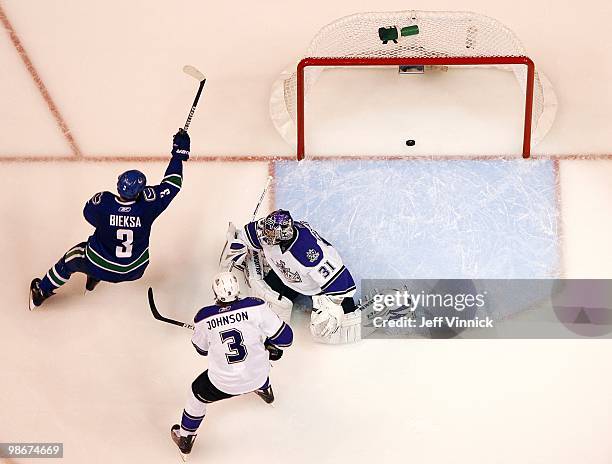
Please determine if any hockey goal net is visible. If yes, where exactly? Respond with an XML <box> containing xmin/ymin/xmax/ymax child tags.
<box><xmin>269</xmin><ymin>10</ymin><xmax>557</xmax><ymax>160</ymax></box>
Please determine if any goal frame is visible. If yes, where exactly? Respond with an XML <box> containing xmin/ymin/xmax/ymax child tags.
<box><xmin>296</xmin><ymin>56</ymin><xmax>535</xmax><ymax>160</ymax></box>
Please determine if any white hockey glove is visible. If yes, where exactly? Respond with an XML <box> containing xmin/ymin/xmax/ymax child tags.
<box><xmin>310</xmin><ymin>295</ymin><xmax>345</xmax><ymax>338</ymax></box>
<box><xmin>314</xmin><ymin>310</ymin><xmax>362</xmax><ymax>344</ymax></box>
<box><xmin>218</xmin><ymin>223</ymin><xmax>247</xmax><ymax>271</ymax></box>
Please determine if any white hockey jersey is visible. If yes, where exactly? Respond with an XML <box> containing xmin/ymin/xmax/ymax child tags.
<box><xmin>239</xmin><ymin>220</ymin><xmax>356</xmax><ymax>297</ymax></box>
<box><xmin>191</xmin><ymin>297</ymin><xmax>288</xmax><ymax>395</ymax></box>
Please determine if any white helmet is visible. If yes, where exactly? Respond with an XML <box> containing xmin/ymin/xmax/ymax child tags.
<box><xmin>212</xmin><ymin>272</ymin><xmax>240</xmax><ymax>303</ymax></box>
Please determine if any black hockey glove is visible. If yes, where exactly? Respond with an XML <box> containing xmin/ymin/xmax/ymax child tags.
<box><xmin>172</xmin><ymin>128</ymin><xmax>190</xmax><ymax>161</ymax></box>
<box><xmin>264</xmin><ymin>340</ymin><xmax>283</xmax><ymax>361</ymax></box>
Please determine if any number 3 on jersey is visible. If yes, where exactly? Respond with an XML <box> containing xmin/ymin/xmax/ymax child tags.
<box><xmin>220</xmin><ymin>329</ymin><xmax>248</xmax><ymax>364</ymax></box>
<box><xmin>116</xmin><ymin>229</ymin><xmax>133</xmax><ymax>258</ymax></box>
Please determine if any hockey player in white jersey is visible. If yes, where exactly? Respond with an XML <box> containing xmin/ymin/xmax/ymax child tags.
<box><xmin>171</xmin><ymin>272</ymin><xmax>293</xmax><ymax>460</ymax></box>
<box><xmin>219</xmin><ymin>209</ymin><xmax>361</xmax><ymax>344</ymax></box>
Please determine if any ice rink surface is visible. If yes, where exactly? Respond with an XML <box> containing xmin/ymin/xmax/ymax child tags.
<box><xmin>1</xmin><ymin>0</ymin><xmax>612</xmax><ymax>463</ymax></box>
<box><xmin>275</xmin><ymin>159</ymin><xmax>560</xmax><ymax>282</ymax></box>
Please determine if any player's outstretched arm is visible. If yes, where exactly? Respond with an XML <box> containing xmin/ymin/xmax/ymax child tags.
<box><xmin>149</xmin><ymin>129</ymin><xmax>190</xmax><ymax>216</ymax></box>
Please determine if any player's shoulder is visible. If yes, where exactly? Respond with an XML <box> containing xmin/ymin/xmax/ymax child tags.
<box><xmin>231</xmin><ymin>296</ymin><xmax>267</xmax><ymax>311</ymax></box>
<box><xmin>88</xmin><ymin>191</ymin><xmax>114</xmax><ymax>205</ymax></box>
<box><xmin>135</xmin><ymin>186</ymin><xmax>159</xmax><ymax>204</ymax></box>
<box><xmin>193</xmin><ymin>297</ymin><xmax>266</xmax><ymax>323</ymax></box>
<box><xmin>289</xmin><ymin>222</ymin><xmax>324</xmax><ymax>267</ymax></box>
<box><xmin>194</xmin><ymin>304</ymin><xmax>221</xmax><ymax>323</ymax></box>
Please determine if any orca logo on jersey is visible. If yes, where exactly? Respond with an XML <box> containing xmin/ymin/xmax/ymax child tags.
<box><xmin>274</xmin><ymin>259</ymin><xmax>302</xmax><ymax>283</ymax></box>
<box><xmin>110</xmin><ymin>215</ymin><xmax>142</xmax><ymax>227</ymax></box>
<box><xmin>91</xmin><ymin>192</ymin><xmax>103</xmax><ymax>205</ymax></box>
<box><xmin>118</xmin><ymin>207</ymin><xmax>131</xmax><ymax>212</ymax></box>
<box><xmin>143</xmin><ymin>188</ymin><xmax>156</xmax><ymax>202</ymax></box>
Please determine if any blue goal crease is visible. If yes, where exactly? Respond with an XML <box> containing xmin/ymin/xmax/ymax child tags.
<box><xmin>273</xmin><ymin>159</ymin><xmax>560</xmax><ymax>298</ymax></box>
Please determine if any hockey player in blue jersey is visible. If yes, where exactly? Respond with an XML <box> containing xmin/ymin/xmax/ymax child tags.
<box><xmin>29</xmin><ymin>129</ymin><xmax>190</xmax><ymax>308</ymax></box>
<box><xmin>171</xmin><ymin>271</ymin><xmax>293</xmax><ymax>460</ymax></box>
<box><xmin>219</xmin><ymin>209</ymin><xmax>362</xmax><ymax>344</ymax></box>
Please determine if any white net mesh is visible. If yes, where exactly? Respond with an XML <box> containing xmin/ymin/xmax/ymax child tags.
<box><xmin>270</xmin><ymin>10</ymin><xmax>557</xmax><ymax>151</ymax></box>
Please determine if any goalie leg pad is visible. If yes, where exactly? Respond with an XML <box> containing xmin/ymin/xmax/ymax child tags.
<box><xmin>242</xmin><ymin>250</ymin><xmax>291</xmax><ymax>322</ymax></box>
<box><xmin>244</xmin><ymin>249</ymin><xmax>267</xmax><ymax>282</ymax></box>
<box><xmin>249</xmin><ymin>277</ymin><xmax>293</xmax><ymax>324</ymax></box>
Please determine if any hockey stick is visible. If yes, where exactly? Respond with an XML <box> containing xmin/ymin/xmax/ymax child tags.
<box><xmin>147</xmin><ymin>287</ymin><xmax>194</xmax><ymax>330</ymax></box>
<box><xmin>148</xmin><ymin>287</ymin><xmax>281</xmax><ymax>361</ymax></box>
<box><xmin>182</xmin><ymin>65</ymin><xmax>206</xmax><ymax>132</ymax></box>
<box><xmin>251</xmin><ymin>175</ymin><xmax>273</xmax><ymax>221</ymax></box>
<box><xmin>149</xmin><ymin>178</ymin><xmax>273</xmax><ymax>328</ymax></box>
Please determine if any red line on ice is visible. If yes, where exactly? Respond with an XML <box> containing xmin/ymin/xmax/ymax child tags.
<box><xmin>0</xmin><ymin>154</ymin><xmax>611</xmax><ymax>163</ymax></box>
<box><xmin>0</xmin><ymin>1</ymin><xmax>82</xmax><ymax>158</ymax></box>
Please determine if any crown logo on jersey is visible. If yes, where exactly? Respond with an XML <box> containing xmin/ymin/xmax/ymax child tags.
<box><xmin>274</xmin><ymin>259</ymin><xmax>302</xmax><ymax>283</ymax></box>
<box><xmin>306</xmin><ymin>249</ymin><xmax>320</xmax><ymax>263</ymax></box>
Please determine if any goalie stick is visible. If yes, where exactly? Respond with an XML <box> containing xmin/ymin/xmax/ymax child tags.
<box><xmin>147</xmin><ymin>287</ymin><xmax>194</xmax><ymax>330</ymax></box>
<box><xmin>250</xmin><ymin>175</ymin><xmax>273</xmax><ymax>221</ymax></box>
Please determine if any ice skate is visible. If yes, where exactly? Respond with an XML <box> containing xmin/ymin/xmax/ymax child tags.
<box><xmin>171</xmin><ymin>424</ymin><xmax>196</xmax><ymax>461</ymax></box>
<box><xmin>254</xmin><ymin>385</ymin><xmax>275</xmax><ymax>404</ymax></box>
<box><xmin>85</xmin><ymin>275</ymin><xmax>100</xmax><ymax>292</ymax></box>
<box><xmin>29</xmin><ymin>278</ymin><xmax>51</xmax><ymax>310</ymax></box>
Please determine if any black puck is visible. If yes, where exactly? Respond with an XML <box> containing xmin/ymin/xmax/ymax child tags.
<box><xmin>406</xmin><ymin>139</ymin><xmax>415</xmax><ymax>146</ymax></box>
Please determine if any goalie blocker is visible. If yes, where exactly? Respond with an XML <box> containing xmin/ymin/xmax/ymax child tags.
<box><xmin>219</xmin><ymin>211</ymin><xmax>361</xmax><ymax>344</ymax></box>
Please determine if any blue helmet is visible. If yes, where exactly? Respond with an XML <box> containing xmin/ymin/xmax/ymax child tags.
<box><xmin>117</xmin><ymin>170</ymin><xmax>146</xmax><ymax>200</ymax></box>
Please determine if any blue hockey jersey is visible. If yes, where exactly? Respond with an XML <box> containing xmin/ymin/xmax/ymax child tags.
<box><xmin>82</xmin><ymin>157</ymin><xmax>183</xmax><ymax>283</ymax></box>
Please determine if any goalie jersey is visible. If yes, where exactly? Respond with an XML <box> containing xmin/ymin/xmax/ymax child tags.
<box><xmin>240</xmin><ymin>220</ymin><xmax>356</xmax><ymax>297</ymax></box>
<box><xmin>191</xmin><ymin>297</ymin><xmax>293</xmax><ymax>395</ymax></box>
<box><xmin>82</xmin><ymin>157</ymin><xmax>183</xmax><ymax>283</ymax></box>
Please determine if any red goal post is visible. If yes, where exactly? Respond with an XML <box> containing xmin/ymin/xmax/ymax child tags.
<box><xmin>296</xmin><ymin>56</ymin><xmax>536</xmax><ymax>160</ymax></box>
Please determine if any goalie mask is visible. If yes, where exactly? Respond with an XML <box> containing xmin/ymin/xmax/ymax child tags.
<box><xmin>262</xmin><ymin>209</ymin><xmax>294</xmax><ymax>246</ymax></box>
